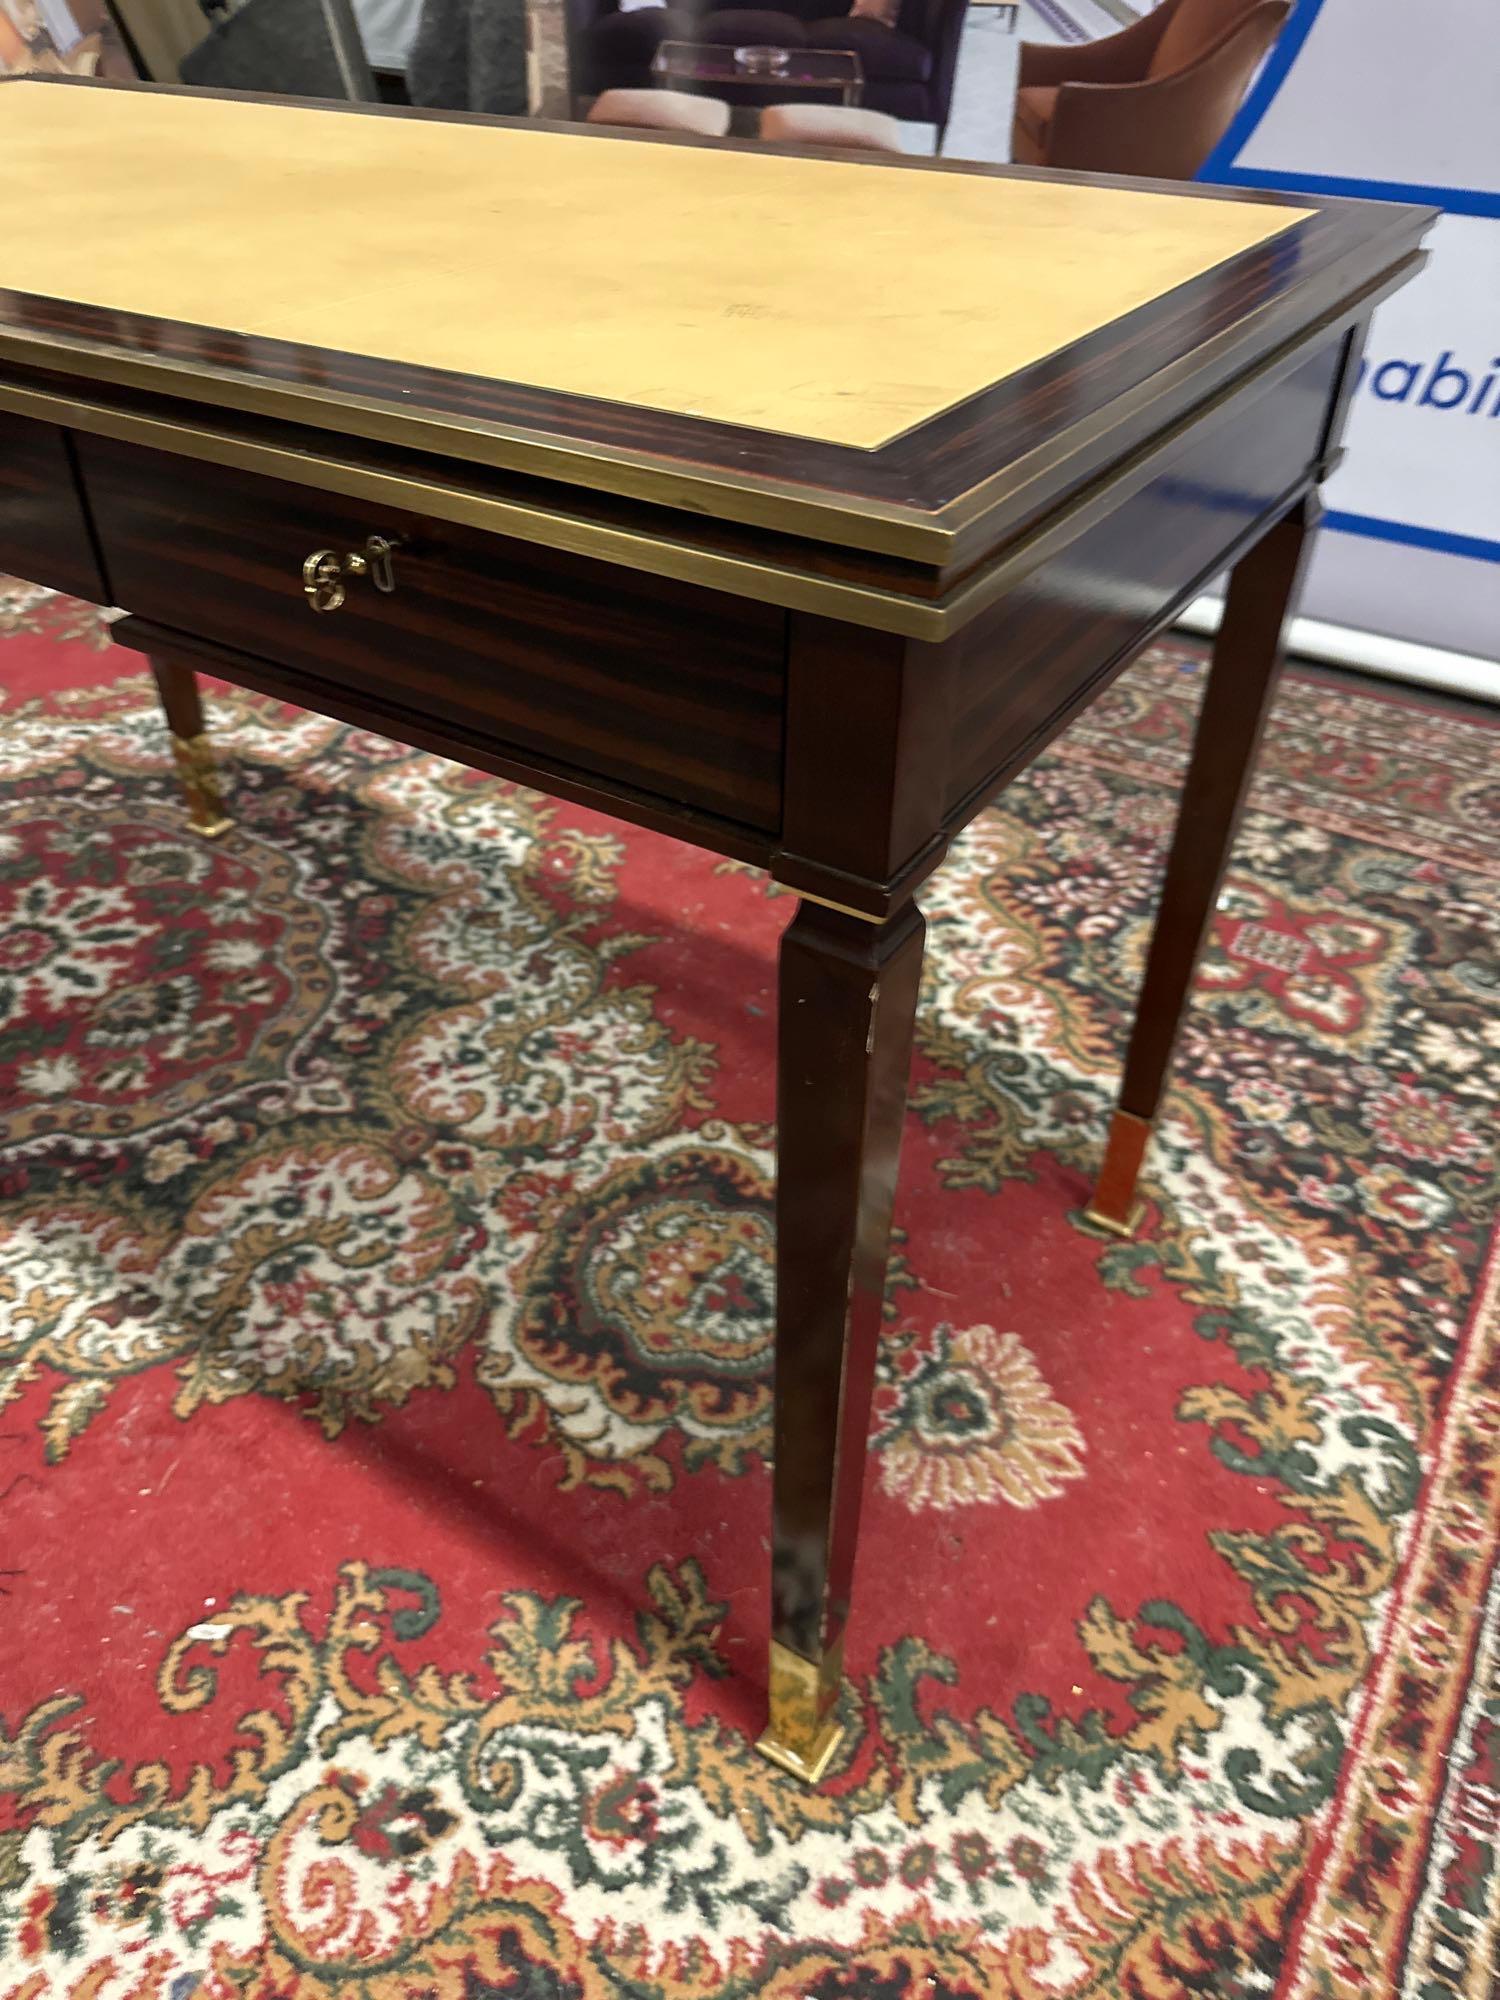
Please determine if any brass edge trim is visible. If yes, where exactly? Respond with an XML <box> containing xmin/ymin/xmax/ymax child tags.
<box><xmin>1081</xmin><ymin>1199</ymin><xmax>1147</xmax><ymax>1240</ymax></box>
<box><xmin>169</xmin><ymin>728</ymin><xmax>233</xmax><ymax>839</ymax></box>
<box><xmin>938</xmin><ymin>241</ymin><xmax>1431</xmax><ymax>559</ymax></box>
<box><xmin>0</xmin><ymin>377</ymin><xmax>951</xmax><ymax>639</ymax></box>
<box><xmin>771</xmin><ymin>829</ymin><xmax>948</xmax><ymax>923</ymax></box>
<box><xmin>932</xmin><ymin>415</ymin><xmax>1292</xmax><ymax>633</ymax></box>
<box><xmin>0</xmin><ymin>326</ymin><xmax>944</xmax><ymax>564</ymax></box>
<box><xmin>927</xmin><ymin>262</ymin><xmax>1428</xmax><ymax>632</ymax></box>
<box><xmin>945</xmin><ymin>245</ymin><xmax>1428</xmax><ymax>552</ymax></box>
<box><xmin>0</xmin><ymin>268</ymin><xmax>1400</xmax><ymax>645</ymax></box>
<box><xmin>0</xmin><ymin>363</ymin><xmax>1307</xmax><ymax>644</ymax></box>
<box><xmin>777</xmin><ymin>886</ymin><xmax>885</xmax><ymax>925</ymax></box>
<box><xmin>0</xmin><ymin>225</ymin><xmax>1427</xmax><ymax>569</ymax></box>
<box><xmin>758</xmin><ymin>1639</ymin><xmax>846</xmax><ymax>1785</ymax></box>
<box><xmin>0</xmin><ymin>373</ymin><xmax>1282</xmax><ymax>645</ymax></box>
<box><xmin>940</xmin><ymin>240</ymin><xmax>1331</xmax><ymax>535</ymax></box>
<box><xmin>755</xmin><ymin>1717</ymin><xmax>846</xmax><ymax>1785</ymax></box>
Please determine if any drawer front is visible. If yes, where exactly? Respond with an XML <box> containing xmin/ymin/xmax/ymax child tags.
<box><xmin>76</xmin><ymin>436</ymin><xmax>787</xmax><ymax>832</ymax></box>
<box><xmin>0</xmin><ymin>411</ymin><xmax>109</xmax><ymax>603</ymax></box>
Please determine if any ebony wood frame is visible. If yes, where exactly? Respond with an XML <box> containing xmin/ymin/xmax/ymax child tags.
<box><xmin>0</xmin><ymin>75</ymin><xmax>1434</xmax><ymax>1783</ymax></box>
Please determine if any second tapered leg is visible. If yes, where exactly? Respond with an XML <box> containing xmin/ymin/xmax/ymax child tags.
<box><xmin>1087</xmin><ymin>495</ymin><xmax>1319</xmax><ymax>1234</ymax></box>
<box><xmin>148</xmin><ymin>653</ymin><xmax>232</xmax><ymax>839</ymax></box>
<box><xmin>759</xmin><ymin>897</ymin><xmax>925</xmax><ymax>1783</ymax></box>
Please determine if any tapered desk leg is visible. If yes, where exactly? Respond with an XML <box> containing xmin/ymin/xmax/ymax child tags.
<box><xmin>149</xmin><ymin>654</ymin><xmax>232</xmax><ymax>840</ymax></box>
<box><xmin>758</xmin><ymin>897</ymin><xmax>925</xmax><ymax>1784</ymax></box>
<box><xmin>1087</xmin><ymin>494</ymin><xmax>1320</xmax><ymax>1235</ymax></box>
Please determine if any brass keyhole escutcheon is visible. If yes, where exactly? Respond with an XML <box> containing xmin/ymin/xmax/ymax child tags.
<box><xmin>302</xmin><ymin>548</ymin><xmax>346</xmax><ymax>613</ymax></box>
<box><xmin>302</xmin><ymin>534</ymin><xmax>402</xmax><ymax>613</ymax></box>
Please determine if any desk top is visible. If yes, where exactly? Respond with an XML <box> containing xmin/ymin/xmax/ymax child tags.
<box><xmin>0</xmin><ymin>79</ymin><xmax>1431</xmax><ymax>569</ymax></box>
<box><xmin>7</xmin><ymin>82</ymin><xmax>1304</xmax><ymax>451</ymax></box>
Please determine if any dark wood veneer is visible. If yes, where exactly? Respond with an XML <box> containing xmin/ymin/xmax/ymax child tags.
<box><xmin>0</xmin><ymin>410</ymin><xmax>108</xmax><ymax>603</ymax></box>
<box><xmin>78</xmin><ymin>434</ymin><xmax>788</xmax><ymax>834</ymax></box>
<box><xmin>941</xmin><ymin>341</ymin><xmax>1341</xmax><ymax>819</ymax></box>
<box><xmin>108</xmin><ymin>617</ymin><xmax>777</xmax><ymax>868</ymax></box>
<box><xmin>1112</xmin><ymin>497</ymin><xmax>1317</xmax><ymax>1121</ymax></box>
<box><xmin>0</xmin><ymin>76</ymin><xmax>1437</xmax><ymax>1777</ymax></box>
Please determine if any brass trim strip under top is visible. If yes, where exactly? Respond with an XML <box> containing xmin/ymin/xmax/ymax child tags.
<box><xmin>0</xmin><ymin>259</ymin><xmax>1419</xmax><ymax>644</ymax></box>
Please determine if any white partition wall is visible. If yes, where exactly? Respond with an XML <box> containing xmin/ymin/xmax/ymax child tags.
<box><xmin>1198</xmin><ymin>0</ymin><xmax>1500</xmax><ymax>696</ymax></box>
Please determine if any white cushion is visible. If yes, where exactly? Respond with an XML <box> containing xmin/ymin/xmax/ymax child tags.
<box><xmin>587</xmin><ymin>88</ymin><xmax>731</xmax><ymax>136</ymax></box>
<box><xmin>759</xmin><ymin>103</ymin><xmax>905</xmax><ymax>152</ymax></box>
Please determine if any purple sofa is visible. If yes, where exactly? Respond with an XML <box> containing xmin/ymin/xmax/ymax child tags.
<box><xmin>567</xmin><ymin>0</ymin><xmax>971</xmax><ymax>140</ymax></box>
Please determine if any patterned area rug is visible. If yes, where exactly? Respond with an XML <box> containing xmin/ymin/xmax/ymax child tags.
<box><xmin>0</xmin><ymin>580</ymin><xmax>1496</xmax><ymax>2000</ymax></box>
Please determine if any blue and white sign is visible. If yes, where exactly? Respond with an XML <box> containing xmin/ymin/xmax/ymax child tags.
<box><xmin>1201</xmin><ymin>0</ymin><xmax>1500</xmax><ymax>676</ymax></box>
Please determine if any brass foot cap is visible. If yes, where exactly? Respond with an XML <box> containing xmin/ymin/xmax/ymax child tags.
<box><xmin>1081</xmin><ymin>1198</ymin><xmax>1147</xmax><ymax>1241</ymax></box>
<box><xmin>755</xmin><ymin>1717</ymin><xmax>845</xmax><ymax>1786</ymax></box>
<box><xmin>188</xmin><ymin>816</ymin><xmax>234</xmax><ymax>841</ymax></box>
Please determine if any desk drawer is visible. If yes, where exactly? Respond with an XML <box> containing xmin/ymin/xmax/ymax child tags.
<box><xmin>0</xmin><ymin>412</ymin><xmax>109</xmax><ymax>602</ymax></box>
<box><xmin>75</xmin><ymin>435</ymin><xmax>787</xmax><ymax>832</ymax></box>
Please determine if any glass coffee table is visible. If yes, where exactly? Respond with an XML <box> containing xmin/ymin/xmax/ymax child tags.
<box><xmin>652</xmin><ymin>41</ymin><xmax>864</xmax><ymax>108</ymax></box>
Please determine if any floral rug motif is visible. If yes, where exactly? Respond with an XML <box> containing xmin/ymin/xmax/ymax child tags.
<box><xmin>0</xmin><ymin>577</ymin><xmax>1496</xmax><ymax>2000</ymax></box>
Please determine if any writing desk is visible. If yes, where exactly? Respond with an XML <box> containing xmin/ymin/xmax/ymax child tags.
<box><xmin>0</xmin><ymin>77</ymin><xmax>1430</xmax><ymax>1781</ymax></box>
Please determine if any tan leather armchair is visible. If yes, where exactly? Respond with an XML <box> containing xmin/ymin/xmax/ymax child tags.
<box><xmin>1012</xmin><ymin>0</ymin><xmax>1290</xmax><ymax>180</ymax></box>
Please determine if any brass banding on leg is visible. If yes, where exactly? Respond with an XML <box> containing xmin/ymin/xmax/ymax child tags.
<box><xmin>1084</xmin><ymin>1107</ymin><xmax>1152</xmax><ymax>1238</ymax></box>
<box><xmin>170</xmin><ymin>730</ymin><xmax>233</xmax><ymax>840</ymax></box>
<box><xmin>756</xmin><ymin>1638</ymin><xmax>846</xmax><ymax>1785</ymax></box>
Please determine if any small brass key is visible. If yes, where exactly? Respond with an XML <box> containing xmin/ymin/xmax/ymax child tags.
<box><xmin>302</xmin><ymin>533</ymin><xmax>402</xmax><ymax>612</ymax></box>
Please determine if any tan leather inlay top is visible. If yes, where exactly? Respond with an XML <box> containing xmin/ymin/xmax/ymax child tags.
<box><xmin>4</xmin><ymin>84</ymin><xmax>1309</xmax><ymax>448</ymax></box>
